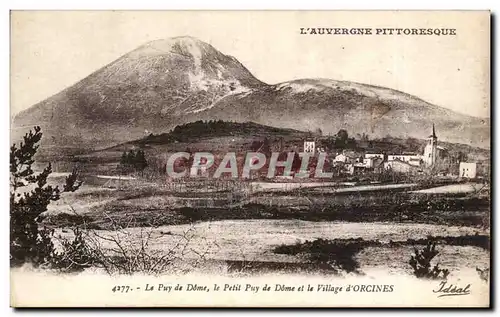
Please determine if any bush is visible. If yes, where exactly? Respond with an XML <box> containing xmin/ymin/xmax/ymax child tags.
<box><xmin>409</xmin><ymin>241</ymin><xmax>450</xmax><ymax>280</ymax></box>
<box><xmin>274</xmin><ymin>238</ymin><xmax>364</xmax><ymax>274</ymax></box>
<box><xmin>53</xmin><ymin>227</ymin><xmax>97</xmax><ymax>273</ymax></box>
<box><xmin>10</xmin><ymin>126</ymin><xmax>82</xmax><ymax>268</ymax></box>
<box><xmin>76</xmin><ymin>214</ymin><xmax>213</xmax><ymax>275</ymax></box>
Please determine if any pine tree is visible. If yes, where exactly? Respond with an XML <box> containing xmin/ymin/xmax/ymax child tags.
<box><xmin>135</xmin><ymin>150</ymin><xmax>148</xmax><ymax>174</ymax></box>
<box><xmin>10</xmin><ymin>126</ymin><xmax>82</xmax><ymax>267</ymax></box>
<box><xmin>120</xmin><ymin>151</ymin><xmax>127</xmax><ymax>165</ymax></box>
<box><xmin>126</xmin><ymin>150</ymin><xmax>135</xmax><ymax>167</ymax></box>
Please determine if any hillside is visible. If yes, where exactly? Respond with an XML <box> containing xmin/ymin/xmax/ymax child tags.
<box><xmin>132</xmin><ymin>120</ymin><xmax>308</xmax><ymax>145</ymax></box>
<box><xmin>75</xmin><ymin>121</ymin><xmax>489</xmax><ymax>171</ymax></box>
<box><xmin>12</xmin><ymin>36</ymin><xmax>490</xmax><ymax>154</ymax></box>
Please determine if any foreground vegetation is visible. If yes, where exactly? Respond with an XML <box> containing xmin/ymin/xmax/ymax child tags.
<box><xmin>43</xmin><ymin>185</ymin><xmax>490</xmax><ymax>230</ymax></box>
<box><xmin>273</xmin><ymin>235</ymin><xmax>489</xmax><ymax>277</ymax></box>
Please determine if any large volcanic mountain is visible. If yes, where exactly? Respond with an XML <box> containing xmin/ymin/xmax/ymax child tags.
<box><xmin>12</xmin><ymin>36</ymin><xmax>490</xmax><ymax>152</ymax></box>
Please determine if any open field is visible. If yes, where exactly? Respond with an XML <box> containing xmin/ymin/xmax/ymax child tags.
<box><xmin>43</xmin><ymin>174</ymin><xmax>489</xmax><ymax>229</ymax></box>
<box><xmin>40</xmin><ymin>172</ymin><xmax>491</xmax><ymax>276</ymax></box>
<box><xmin>53</xmin><ymin>219</ymin><xmax>489</xmax><ymax>275</ymax></box>
<box><xmin>411</xmin><ymin>183</ymin><xmax>487</xmax><ymax>194</ymax></box>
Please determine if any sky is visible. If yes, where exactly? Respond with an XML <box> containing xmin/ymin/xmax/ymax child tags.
<box><xmin>10</xmin><ymin>11</ymin><xmax>490</xmax><ymax>118</ymax></box>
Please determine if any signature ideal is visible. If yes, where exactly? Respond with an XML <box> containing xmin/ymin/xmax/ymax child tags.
<box><xmin>433</xmin><ymin>281</ymin><xmax>471</xmax><ymax>298</ymax></box>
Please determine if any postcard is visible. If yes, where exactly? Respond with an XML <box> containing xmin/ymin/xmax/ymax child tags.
<box><xmin>10</xmin><ymin>10</ymin><xmax>491</xmax><ymax>307</ymax></box>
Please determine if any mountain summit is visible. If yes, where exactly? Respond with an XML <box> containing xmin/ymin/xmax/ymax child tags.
<box><xmin>12</xmin><ymin>36</ymin><xmax>489</xmax><ymax>152</ymax></box>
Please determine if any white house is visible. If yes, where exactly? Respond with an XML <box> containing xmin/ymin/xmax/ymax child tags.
<box><xmin>334</xmin><ymin>151</ymin><xmax>359</xmax><ymax>164</ymax></box>
<box><xmin>362</xmin><ymin>157</ymin><xmax>375</xmax><ymax>168</ymax></box>
<box><xmin>459</xmin><ymin>162</ymin><xmax>477</xmax><ymax>178</ymax></box>
<box><xmin>334</xmin><ymin>153</ymin><xmax>350</xmax><ymax>163</ymax></box>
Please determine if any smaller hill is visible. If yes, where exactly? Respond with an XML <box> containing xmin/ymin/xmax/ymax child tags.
<box><xmin>133</xmin><ymin>120</ymin><xmax>308</xmax><ymax>145</ymax></box>
<box><xmin>74</xmin><ymin>121</ymin><xmax>312</xmax><ymax>167</ymax></box>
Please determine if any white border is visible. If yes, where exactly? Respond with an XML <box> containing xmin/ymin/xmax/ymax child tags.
<box><xmin>1</xmin><ymin>1</ymin><xmax>496</xmax><ymax>10</ymax></box>
<box><xmin>1</xmin><ymin>1</ymin><xmax>497</xmax><ymax>316</ymax></box>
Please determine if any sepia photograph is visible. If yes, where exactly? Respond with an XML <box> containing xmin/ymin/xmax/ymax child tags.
<box><xmin>9</xmin><ymin>10</ymin><xmax>491</xmax><ymax>308</ymax></box>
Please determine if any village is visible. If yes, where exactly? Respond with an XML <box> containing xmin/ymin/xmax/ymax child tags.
<box><xmin>163</xmin><ymin>123</ymin><xmax>486</xmax><ymax>181</ymax></box>
<box><xmin>299</xmin><ymin>124</ymin><xmax>482</xmax><ymax>179</ymax></box>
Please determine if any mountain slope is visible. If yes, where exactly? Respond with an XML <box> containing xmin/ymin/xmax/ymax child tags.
<box><xmin>12</xmin><ymin>36</ymin><xmax>265</xmax><ymax>152</ymax></box>
<box><xmin>12</xmin><ymin>36</ymin><xmax>490</xmax><ymax>153</ymax></box>
<box><xmin>190</xmin><ymin>79</ymin><xmax>489</xmax><ymax>148</ymax></box>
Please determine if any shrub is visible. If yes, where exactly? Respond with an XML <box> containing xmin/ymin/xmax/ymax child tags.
<box><xmin>409</xmin><ymin>241</ymin><xmax>450</xmax><ymax>280</ymax></box>
<box><xmin>53</xmin><ymin>227</ymin><xmax>97</xmax><ymax>273</ymax></box>
<box><xmin>476</xmin><ymin>267</ymin><xmax>489</xmax><ymax>283</ymax></box>
<box><xmin>79</xmin><ymin>215</ymin><xmax>212</xmax><ymax>275</ymax></box>
<box><xmin>275</xmin><ymin>238</ymin><xmax>364</xmax><ymax>274</ymax></box>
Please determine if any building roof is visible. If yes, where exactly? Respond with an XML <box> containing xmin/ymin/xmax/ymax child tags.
<box><xmin>388</xmin><ymin>153</ymin><xmax>420</xmax><ymax>157</ymax></box>
<box><xmin>341</xmin><ymin>150</ymin><xmax>359</xmax><ymax>158</ymax></box>
<box><xmin>459</xmin><ymin>162</ymin><xmax>477</xmax><ymax>165</ymax></box>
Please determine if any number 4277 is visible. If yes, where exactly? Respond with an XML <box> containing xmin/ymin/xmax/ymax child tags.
<box><xmin>112</xmin><ymin>285</ymin><xmax>132</xmax><ymax>293</ymax></box>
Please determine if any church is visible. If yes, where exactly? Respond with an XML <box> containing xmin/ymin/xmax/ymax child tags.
<box><xmin>384</xmin><ymin>124</ymin><xmax>447</xmax><ymax>173</ymax></box>
<box><xmin>423</xmin><ymin>124</ymin><xmax>447</xmax><ymax>167</ymax></box>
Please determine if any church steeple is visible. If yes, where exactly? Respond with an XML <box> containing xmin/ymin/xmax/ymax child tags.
<box><xmin>424</xmin><ymin>123</ymin><xmax>438</xmax><ymax>167</ymax></box>
<box><xmin>429</xmin><ymin>123</ymin><xmax>437</xmax><ymax>139</ymax></box>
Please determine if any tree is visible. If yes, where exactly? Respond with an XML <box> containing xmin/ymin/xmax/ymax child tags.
<box><xmin>119</xmin><ymin>150</ymin><xmax>133</xmax><ymax>174</ymax></box>
<box><xmin>334</xmin><ymin>129</ymin><xmax>351</xmax><ymax>149</ymax></box>
<box><xmin>118</xmin><ymin>149</ymin><xmax>148</xmax><ymax>174</ymax></box>
<box><xmin>10</xmin><ymin>126</ymin><xmax>82</xmax><ymax>267</ymax></box>
<box><xmin>135</xmin><ymin>150</ymin><xmax>148</xmax><ymax>174</ymax></box>
<box><xmin>456</xmin><ymin>151</ymin><xmax>467</xmax><ymax>163</ymax></box>
<box><xmin>120</xmin><ymin>151</ymin><xmax>128</xmax><ymax>166</ymax></box>
<box><xmin>261</xmin><ymin>137</ymin><xmax>271</xmax><ymax>157</ymax></box>
<box><xmin>336</xmin><ymin>129</ymin><xmax>349</xmax><ymax>143</ymax></box>
<box><xmin>126</xmin><ymin>150</ymin><xmax>135</xmax><ymax>166</ymax></box>
<box><xmin>346</xmin><ymin>137</ymin><xmax>357</xmax><ymax>149</ymax></box>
